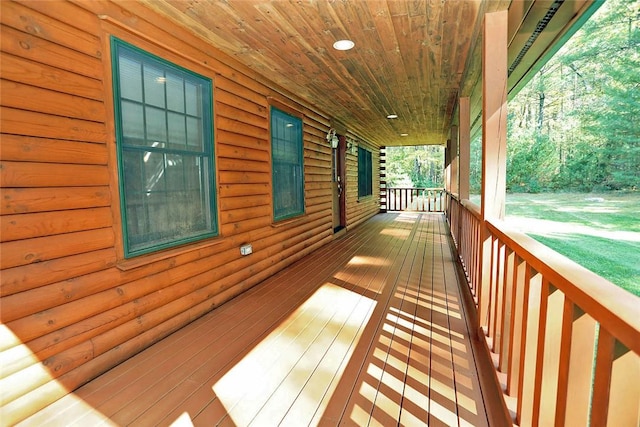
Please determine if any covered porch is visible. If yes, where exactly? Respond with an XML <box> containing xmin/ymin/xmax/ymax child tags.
<box><xmin>18</xmin><ymin>213</ymin><xmax>498</xmax><ymax>426</ymax></box>
<box><xmin>2</xmin><ymin>1</ymin><xmax>638</xmax><ymax>426</ymax></box>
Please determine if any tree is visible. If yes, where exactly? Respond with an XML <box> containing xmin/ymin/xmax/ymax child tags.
<box><xmin>506</xmin><ymin>0</ymin><xmax>639</xmax><ymax>192</ymax></box>
<box><xmin>386</xmin><ymin>146</ymin><xmax>444</xmax><ymax>188</ymax></box>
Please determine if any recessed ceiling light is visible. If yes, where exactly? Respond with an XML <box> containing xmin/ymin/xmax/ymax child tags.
<box><xmin>400</xmin><ymin>133</ymin><xmax>409</xmax><ymax>137</ymax></box>
<box><xmin>333</xmin><ymin>39</ymin><xmax>355</xmax><ymax>51</ymax></box>
<box><xmin>387</xmin><ymin>114</ymin><xmax>398</xmax><ymax>119</ymax></box>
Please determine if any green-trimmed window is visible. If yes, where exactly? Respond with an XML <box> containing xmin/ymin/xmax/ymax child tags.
<box><xmin>111</xmin><ymin>38</ymin><xmax>217</xmax><ymax>257</ymax></box>
<box><xmin>358</xmin><ymin>146</ymin><xmax>373</xmax><ymax>197</ymax></box>
<box><xmin>271</xmin><ymin>107</ymin><xmax>304</xmax><ymax>221</ymax></box>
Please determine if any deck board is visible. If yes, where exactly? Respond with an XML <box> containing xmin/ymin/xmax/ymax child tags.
<box><xmin>18</xmin><ymin>213</ymin><xmax>490</xmax><ymax>427</ymax></box>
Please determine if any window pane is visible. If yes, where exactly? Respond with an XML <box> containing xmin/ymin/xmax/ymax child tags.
<box><xmin>146</xmin><ymin>106</ymin><xmax>167</xmax><ymax>143</ymax></box>
<box><xmin>143</xmin><ymin>150</ymin><xmax>166</xmax><ymax>193</ymax></box>
<box><xmin>113</xmin><ymin>37</ymin><xmax>217</xmax><ymax>257</ymax></box>
<box><xmin>166</xmin><ymin>73</ymin><xmax>185</xmax><ymax>113</ymax></box>
<box><xmin>122</xmin><ymin>150</ymin><xmax>147</xmax><ymax>242</ymax></box>
<box><xmin>185</xmin><ymin>157</ymin><xmax>203</xmax><ymax>191</ymax></box>
<box><xmin>119</xmin><ymin>56</ymin><xmax>142</xmax><ymax>102</ymax></box>
<box><xmin>122</xmin><ymin>149</ymin><xmax>213</xmax><ymax>253</ymax></box>
<box><xmin>186</xmin><ymin>116</ymin><xmax>202</xmax><ymax>149</ymax></box>
<box><xmin>121</xmin><ymin>101</ymin><xmax>144</xmax><ymax>143</ymax></box>
<box><xmin>271</xmin><ymin>107</ymin><xmax>304</xmax><ymax>221</ymax></box>
<box><xmin>167</xmin><ymin>112</ymin><xmax>186</xmax><ymax>147</ymax></box>
<box><xmin>185</xmin><ymin>82</ymin><xmax>200</xmax><ymax>116</ymax></box>
<box><xmin>358</xmin><ymin>147</ymin><xmax>373</xmax><ymax>197</ymax></box>
<box><xmin>165</xmin><ymin>154</ymin><xmax>184</xmax><ymax>192</ymax></box>
<box><xmin>144</xmin><ymin>64</ymin><xmax>166</xmax><ymax>108</ymax></box>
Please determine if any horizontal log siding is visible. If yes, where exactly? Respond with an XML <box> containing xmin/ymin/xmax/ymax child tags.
<box><xmin>346</xmin><ymin>139</ymin><xmax>381</xmax><ymax>229</ymax></box>
<box><xmin>0</xmin><ymin>0</ymin><xmax>376</xmax><ymax>423</ymax></box>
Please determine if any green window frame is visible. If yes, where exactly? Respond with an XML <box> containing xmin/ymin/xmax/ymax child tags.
<box><xmin>271</xmin><ymin>107</ymin><xmax>304</xmax><ymax>221</ymax></box>
<box><xmin>111</xmin><ymin>37</ymin><xmax>217</xmax><ymax>258</ymax></box>
<box><xmin>358</xmin><ymin>146</ymin><xmax>373</xmax><ymax>198</ymax></box>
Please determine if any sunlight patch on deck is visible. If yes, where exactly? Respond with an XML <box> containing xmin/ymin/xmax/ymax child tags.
<box><xmin>380</xmin><ymin>228</ymin><xmax>411</xmax><ymax>239</ymax></box>
<box><xmin>212</xmin><ymin>283</ymin><xmax>375</xmax><ymax>426</ymax></box>
<box><xmin>506</xmin><ymin>216</ymin><xmax>640</xmax><ymax>242</ymax></box>
<box><xmin>346</xmin><ymin>255</ymin><xmax>390</xmax><ymax>266</ymax></box>
<box><xmin>361</xmin><ymin>358</ymin><xmax>462</xmax><ymax>426</ymax></box>
<box><xmin>0</xmin><ymin>325</ymin><xmax>118</xmax><ymax>427</ymax></box>
<box><xmin>388</xmin><ymin>307</ymin><xmax>465</xmax><ymax>340</ymax></box>
<box><xmin>169</xmin><ymin>412</ymin><xmax>194</xmax><ymax>427</ymax></box>
<box><xmin>394</xmin><ymin>213</ymin><xmax>421</xmax><ymax>224</ymax></box>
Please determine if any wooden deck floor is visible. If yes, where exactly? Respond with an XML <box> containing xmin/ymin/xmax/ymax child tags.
<box><xmin>21</xmin><ymin>213</ymin><xmax>491</xmax><ymax>427</ymax></box>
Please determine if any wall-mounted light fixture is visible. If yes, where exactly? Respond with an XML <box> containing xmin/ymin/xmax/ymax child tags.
<box><xmin>346</xmin><ymin>138</ymin><xmax>357</xmax><ymax>155</ymax></box>
<box><xmin>326</xmin><ymin>128</ymin><xmax>339</xmax><ymax>149</ymax></box>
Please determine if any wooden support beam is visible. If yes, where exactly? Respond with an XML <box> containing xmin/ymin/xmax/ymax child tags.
<box><xmin>459</xmin><ymin>97</ymin><xmax>470</xmax><ymax>200</ymax></box>
<box><xmin>479</xmin><ymin>8</ymin><xmax>508</xmax><ymax>342</ymax></box>
<box><xmin>445</xmin><ymin>139</ymin><xmax>452</xmax><ymax>192</ymax></box>
<box><xmin>450</xmin><ymin>125</ymin><xmax>459</xmax><ymax>196</ymax></box>
<box><xmin>481</xmin><ymin>10</ymin><xmax>508</xmax><ymax>220</ymax></box>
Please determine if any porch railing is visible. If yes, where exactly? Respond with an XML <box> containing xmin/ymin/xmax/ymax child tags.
<box><xmin>445</xmin><ymin>193</ymin><xmax>640</xmax><ymax>427</ymax></box>
<box><xmin>384</xmin><ymin>187</ymin><xmax>444</xmax><ymax>212</ymax></box>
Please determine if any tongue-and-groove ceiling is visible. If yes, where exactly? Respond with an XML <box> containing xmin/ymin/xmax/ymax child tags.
<box><xmin>142</xmin><ymin>0</ymin><xmax>599</xmax><ymax>147</ymax></box>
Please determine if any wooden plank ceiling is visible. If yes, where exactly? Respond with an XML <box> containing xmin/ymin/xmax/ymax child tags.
<box><xmin>142</xmin><ymin>0</ymin><xmax>597</xmax><ymax>147</ymax></box>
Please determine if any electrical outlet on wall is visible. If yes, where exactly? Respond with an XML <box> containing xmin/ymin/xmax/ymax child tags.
<box><xmin>240</xmin><ymin>244</ymin><xmax>253</xmax><ymax>256</ymax></box>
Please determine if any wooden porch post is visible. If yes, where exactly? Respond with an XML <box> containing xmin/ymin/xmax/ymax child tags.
<box><xmin>479</xmin><ymin>10</ymin><xmax>508</xmax><ymax>333</ymax></box>
<box><xmin>445</xmin><ymin>139</ymin><xmax>451</xmax><ymax>192</ymax></box>
<box><xmin>459</xmin><ymin>97</ymin><xmax>470</xmax><ymax>201</ymax></box>
<box><xmin>450</xmin><ymin>126</ymin><xmax>459</xmax><ymax>196</ymax></box>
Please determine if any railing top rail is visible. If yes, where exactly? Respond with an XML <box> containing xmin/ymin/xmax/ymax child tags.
<box><xmin>485</xmin><ymin>216</ymin><xmax>640</xmax><ymax>354</ymax></box>
<box><xmin>460</xmin><ymin>198</ymin><xmax>482</xmax><ymax>220</ymax></box>
<box><xmin>387</xmin><ymin>187</ymin><xmax>444</xmax><ymax>191</ymax></box>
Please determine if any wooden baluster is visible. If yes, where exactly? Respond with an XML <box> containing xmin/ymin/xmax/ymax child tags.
<box><xmin>590</xmin><ymin>331</ymin><xmax>640</xmax><ymax>427</ymax></box>
<box><xmin>538</xmin><ymin>285</ymin><xmax>565</xmax><ymax>426</ymax></box>
<box><xmin>591</xmin><ymin>328</ymin><xmax>615</xmax><ymax>426</ymax></box>
<box><xmin>473</xmin><ymin>216</ymin><xmax>481</xmax><ymax>298</ymax></box>
<box><xmin>517</xmin><ymin>268</ymin><xmax>538</xmax><ymax>425</ymax></box>
<box><xmin>606</xmin><ymin>344</ymin><xmax>640</xmax><ymax>427</ymax></box>
<box><xmin>498</xmin><ymin>248</ymin><xmax>515</xmax><ymax>372</ymax></box>
<box><xmin>529</xmin><ymin>278</ymin><xmax>551</xmax><ymax>427</ymax></box>
<box><xmin>488</xmin><ymin>236</ymin><xmax>504</xmax><ymax>353</ymax></box>
<box><xmin>468</xmin><ymin>216</ymin><xmax>475</xmax><ymax>292</ymax></box>
<box><xmin>507</xmin><ymin>256</ymin><xmax>526</xmax><ymax>396</ymax></box>
<box><xmin>412</xmin><ymin>188</ymin><xmax>416</xmax><ymax>211</ymax></box>
<box><xmin>555</xmin><ymin>306</ymin><xmax>595</xmax><ymax>426</ymax></box>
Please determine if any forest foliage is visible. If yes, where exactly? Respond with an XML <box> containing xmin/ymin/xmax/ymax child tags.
<box><xmin>385</xmin><ymin>145</ymin><xmax>444</xmax><ymax>188</ymax></box>
<box><xmin>472</xmin><ymin>0</ymin><xmax>640</xmax><ymax>193</ymax></box>
<box><xmin>388</xmin><ymin>0</ymin><xmax>639</xmax><ymax>193</ymax></box>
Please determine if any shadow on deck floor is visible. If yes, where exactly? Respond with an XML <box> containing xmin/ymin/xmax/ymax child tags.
<box><xmin>20</xmin><ymin>213</ymin><xmax>493</xmax><ymax>427</ymax></box>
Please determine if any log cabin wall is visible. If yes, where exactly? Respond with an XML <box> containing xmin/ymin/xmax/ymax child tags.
<box><xmin>345</xmin><ymin>138</ymin><xmax>381</xmax><ymax>230</ymax></box>
<box><xmin>0</xmin><ymin>0</ymin><xmax>381</xmax><ymax>423</ymax></box>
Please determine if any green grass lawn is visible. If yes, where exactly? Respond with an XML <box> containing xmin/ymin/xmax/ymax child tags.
<box><xmin>501</xmin><ymin>192</ymin><xmax>640</xmax><ymax>297</ymax></box>
<box><xmin>469</xmin><ymin>192</ymin><xmax>640</xmax><ymax>296</ymax></box>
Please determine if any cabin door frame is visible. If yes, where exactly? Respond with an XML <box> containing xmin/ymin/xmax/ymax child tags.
<box><xmin>332</xmin><ymin>135</ymin><xmax>347</xmax><ymax>232</ymax></box>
